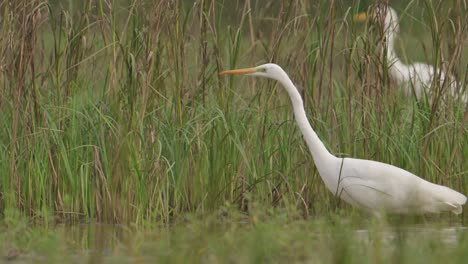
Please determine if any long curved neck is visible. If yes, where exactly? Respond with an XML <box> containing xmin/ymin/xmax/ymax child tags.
<box><xmin>384</xmin><ymin>16</ymin><xmax>410</xmax><ymax>83</ymax></box>
<box><xmin>277</xmin><ymin>74</ymin><xmax>335</xmax><ymax>166</ymax></box>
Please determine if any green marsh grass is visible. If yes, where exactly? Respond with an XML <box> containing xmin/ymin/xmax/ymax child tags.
<box><xmin>0</xmin><ymin>0</ymin><xmax>466</xmax><ymax>227</ymax></box>
<box><xmin>0</xmin><ymin>1</ymin><xmax>468</xmax><ymax>262</ymax></box>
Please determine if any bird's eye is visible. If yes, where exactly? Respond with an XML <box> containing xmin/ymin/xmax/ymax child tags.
<box><xmin>258</xmin><ymin>67</ymin><xmax>267</xmax><ymax>72</ymax></box>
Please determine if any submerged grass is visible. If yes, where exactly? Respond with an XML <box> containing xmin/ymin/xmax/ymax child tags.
<box><xmin>0</xmin><ymin>0</ymin><xmax>466</xmax><ymax>227</ymax></box>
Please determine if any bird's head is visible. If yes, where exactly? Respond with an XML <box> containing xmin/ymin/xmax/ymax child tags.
<box><xmin>220</xmin><ymin>63</ymin><xmax>286</xmax><ymax>81</ymax></box>
<box><xmin>354</xmin><ymin>5</ymin><xmax>399</xmax><ymax>34</ymax></box>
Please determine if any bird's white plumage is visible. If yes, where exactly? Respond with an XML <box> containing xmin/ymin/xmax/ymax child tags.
<box><xmin>336</xmin><ymin>158</ymin><xmax>466</xmax><ymax>214</ymax></box>
<box><xmin>371</xmin><ymin>6</ymin><xmax>466</xmax><ymax>103</ymax></box>
<box><xmin>221</xmin><ymin>63</ymin><xmax>467</xmax><ymax>214</ymax></box>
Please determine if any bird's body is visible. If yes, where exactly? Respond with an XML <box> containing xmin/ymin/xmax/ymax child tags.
<box><xmin>357</xmin><ymin>6</ymin><xmax>466</xmax><ymax>103</ymax></box>
<box><xmin>328</xmin><ymin>157</ymin><xmax>465</xmax><ymax>214</ymax></box>
<box><xmin>221</xmin><ymin>63</ymin><xmax>466</xmax><ymax>214</ymax></box>
<box><xmin>391</xmin><ymin>62</ymin><xmax>437</xmax><ymax>99</ymax></box>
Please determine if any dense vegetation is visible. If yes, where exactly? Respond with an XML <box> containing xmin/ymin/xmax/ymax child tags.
<box><xmin>0</xmin><ymin>0</ymin><xmax>467</xmax><ymax>261</ymax></box>
<box><xmin>1</xmin><ymin>0</ymin><xmax>467</xmax><ymax>224</ymax></box>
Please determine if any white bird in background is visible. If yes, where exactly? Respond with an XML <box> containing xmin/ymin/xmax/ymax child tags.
<box><xmin>221</xmin><ymin>63</ymin><xmax>466</xmax><ymax>214</ymax></box>
<box><xmin>354</xmin><ymin>6</ymin><xmax>467</xmax><ymax>103</ymax></box>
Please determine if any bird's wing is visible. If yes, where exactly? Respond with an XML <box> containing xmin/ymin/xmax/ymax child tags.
<box><xmin>336</xmin><ymin>174</ymin><xmax>396</xmax><ymax>211</ymax></box>
<box><xmin>333</xmin><ymin>158</ymin><xmax>466</xmax><ymax>214</ymax></box>
<box><xmin>335</xmin><ymin>158</ymin><xmax>417</xmax><ymax>213</ymax></box>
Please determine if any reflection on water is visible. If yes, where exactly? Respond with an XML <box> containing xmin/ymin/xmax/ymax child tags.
<box><xmin>355</xmin><ymin>226</ymin><xmax>467</xmax><ymax>246</ymax></box>
<box><xmin>15</xmin><ymin>221</ymin><xmax>465</xmax><ymax>262</ymax></box>
<box><xmin>53</xmin><ymin>221</ymin><xmax>468</xmax><ymax>263</ymax></box>
<box><xmin>55</xmin><ymin>224</ymin><xmax>140</xmax><ymax>263</ymax></box>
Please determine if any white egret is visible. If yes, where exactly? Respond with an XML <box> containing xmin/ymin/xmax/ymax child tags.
<box><xmin>221</xmin><ymin>63</ymin><xmax>466</xmax><ymax>214</ymax></box>
<box><xmin>354</xmin><ymin>6</ymin><xmax>467</xmax><ymax>103</ymax></box>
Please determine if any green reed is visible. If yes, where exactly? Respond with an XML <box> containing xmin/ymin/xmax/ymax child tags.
<box><xmin>0</xmin><ymin>0</ymin><xmax>466</xmax><ymax>225</ymax></box>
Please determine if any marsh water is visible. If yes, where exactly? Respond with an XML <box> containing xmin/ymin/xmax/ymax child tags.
<box><xmin>6</xmin><ymin>217</ymin><xmax>467</xmax><ymax>263</ymax></box>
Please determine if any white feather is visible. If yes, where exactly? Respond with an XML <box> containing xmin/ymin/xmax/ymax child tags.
<box><xmin>376</xmin><ymin>6</ymin><xmax>466</xmax><ymax>103</ymax></box>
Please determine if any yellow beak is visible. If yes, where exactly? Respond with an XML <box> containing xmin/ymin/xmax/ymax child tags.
<box><xmin>353</xmin><ymin>12</ymin><xmax>368</xmax><ymax>23</ymax></box>
<box><xmin>220</xmin><ymin>67</ymin><xmax>257</xmax><ymax>75</ymax></box>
